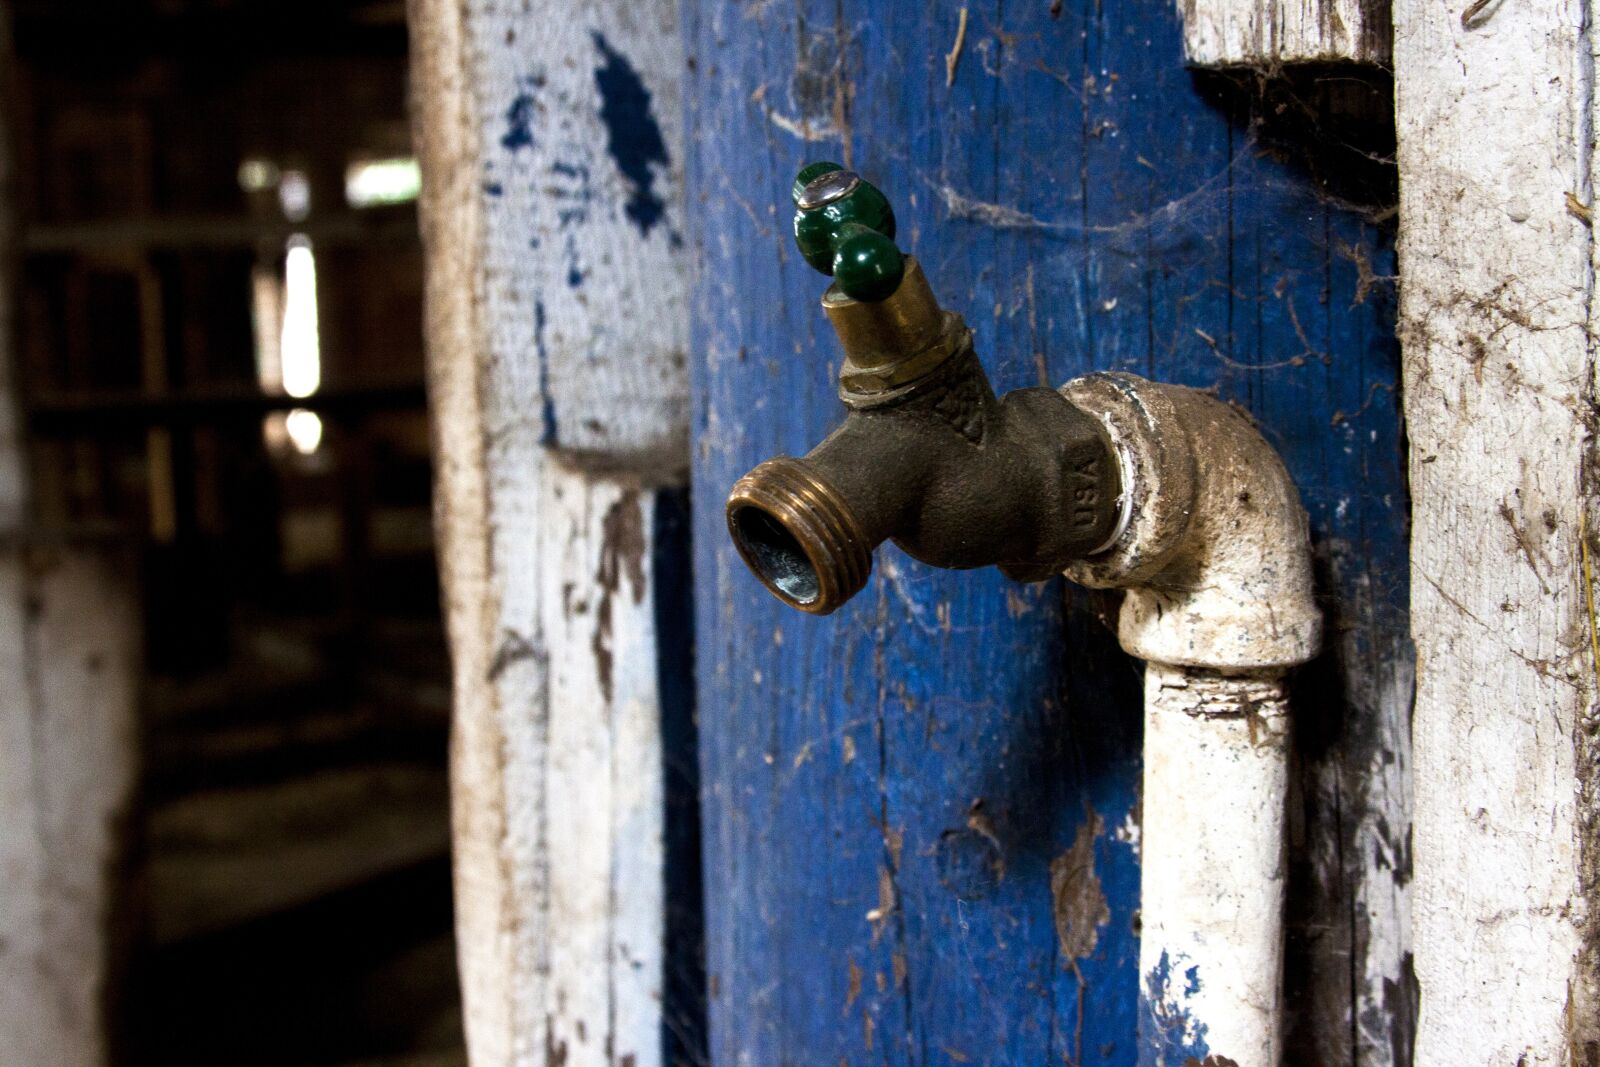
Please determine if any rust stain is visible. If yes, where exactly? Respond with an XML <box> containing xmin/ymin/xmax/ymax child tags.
<box><xmin>592</xmin><ymin>489</ymin><xmax>646</xmax><ymax>703</ymax></box>
<box><xmin>545</xmin><ymin>1015</ymin><xmax>568</xmax><ymax>1066</ymax></box>
<box><xmin>1049</xmin><ymin>809</ymin><xmax>1110</xmax><ymax>962</ymax></box>
<box><xmin>844</xmin><ymin>959</ymin><xmax>862</xmax><ymax>1013</ymax></box>
<box><xmin>1568</xmin><ymin>191</ymin><xmax>1594</xmax><ymax>226</ymax></box>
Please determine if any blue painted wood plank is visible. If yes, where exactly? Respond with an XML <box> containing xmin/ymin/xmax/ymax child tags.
<box><xmin>684</xmin><ymin>1</ymin><xmax>1408</xmax><ymax>1064</ymax></box>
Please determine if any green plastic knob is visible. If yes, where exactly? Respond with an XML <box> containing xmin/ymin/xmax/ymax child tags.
<box><xmin>791</xmin><ymin>162</ymin><xmax>905</xmax><ymax>302</ymax></box>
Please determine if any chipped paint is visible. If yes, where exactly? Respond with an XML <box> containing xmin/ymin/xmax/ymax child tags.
<box><xmin>1142</xmin><ymin>950</ymin><xmax>1211</xmax><ymax>1063</ymax></box>
<box><xmin>500</xmin><ymin>83</ymin><xmax>540</xmax><ymax>151</ymax></box>
<box><xmin>591</xmin><ymin>33</ymin><xmax>670</xmax><ymax>238</ymax></box>
<box><xmin>1050</xmin><ymin>810</ymin><xmax>1110</xmax><ymax>962</ymax></box>
<box><xmin>592</xmin><ymin>489</ymin><xmax>646</xmax><ymax>703</ymax></box>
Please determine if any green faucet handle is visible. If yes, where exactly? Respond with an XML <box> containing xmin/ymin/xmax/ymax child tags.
<box><xmin>792</xmin><ymin>162</ymin><xmax>905</xmax><ymax>302</ymax></box>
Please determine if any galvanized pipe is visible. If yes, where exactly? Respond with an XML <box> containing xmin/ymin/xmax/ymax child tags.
<box><xmin>1061</xmin><ymin>372</ymin><xmax>1319</xmax><ymax>1067</ymax></box>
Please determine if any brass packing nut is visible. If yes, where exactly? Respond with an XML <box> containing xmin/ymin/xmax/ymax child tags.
<box><xmin>825</xmin><ymin>258</ymin><xmax>965</xmax><ymax>398</ymax></box>
<box><xmin>726</xmin><ymin>457</ymin><xmax>872</xmax><ymax>615</ymax></box>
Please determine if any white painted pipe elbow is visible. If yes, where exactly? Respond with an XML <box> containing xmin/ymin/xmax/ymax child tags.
<box><xmin>1061</xmin><ymin>371</ymin><xmax>1321</xmax><ymax>673</ymax></box>
<box><xmin>1060</xmin><ymin>371</ymin><xmax>1321</xmax><ymax>1067</ymax></box>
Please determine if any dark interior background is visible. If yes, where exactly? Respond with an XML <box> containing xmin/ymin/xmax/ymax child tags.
<box><xmin>9</xmin><ymin>2</ymin><xmax>462</xmax><ymax>1063</ymax></box>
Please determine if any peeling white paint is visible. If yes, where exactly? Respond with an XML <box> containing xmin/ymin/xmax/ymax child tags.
<box><xmin>1175</xmin><ymin>0</ymin><xmax>1390</xmax><ymax>66</ymax></box>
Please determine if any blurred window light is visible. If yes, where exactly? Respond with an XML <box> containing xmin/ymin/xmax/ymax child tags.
<box><xmin>280</xmin><ymin>235</ymin><xmax>321</xmax><ymax>401</ymax></box>
<box><xmin>344</xmin><ymin>157</ymin><xmax>421</xmax><ymax>208</ymax></box>
<box><xmin>238</xmin><ymin>157</ymin><xmax>281</xmax><ymax>193</ymax></box>
<box><xmin>284</xmin><ymin>408</ymin><xmax>324</xmax><ymax>456</ymax></box>
<box><xmin>279</xmin><ymin>169</ymin><xmax>312</xmax><ymax>222</ymax></box>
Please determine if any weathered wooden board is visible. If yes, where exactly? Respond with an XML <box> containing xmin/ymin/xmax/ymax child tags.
<box><xmin>1177</xmin><ymin>0</ymin><xmax>1391</xmax><ymax>67</ymax></box>
<box><xmin>408</xmin><ymin>1</ymin><xmax>696</xmax><ymax>1063</ymax></box>
<box><xmin>417</xmin><ymin>0</ymin><xmax>688</xmax><ymax>472</ymax></box>
<box><xmin>0</xmin><ymin>546</ymin><xmax>139</xmax><ymax>1067</ymax></box>
<box><xmin>686</xmin><ymin>1</ymin><xmax>1409</xmax><ymax>1063</ymax></box>
<box><xmin>1393</xmin><ymin>0</ymin><xmax>1599</xmax><ymax>1060</ymax></box>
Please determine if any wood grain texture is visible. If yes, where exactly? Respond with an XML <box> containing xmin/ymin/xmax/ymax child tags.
<box><xmin>419</xmin><ymin>0</ymin><xmax>688</xmax><ymax>473</ymax></box>
<box><xmin>0</xmin><ymin>548</ymin><xmax>139</xmax><ymax>1067</ymax></box>
<box><xmin>408</xmin><ymin>2</ymin><xmax>691</xmax><ymax>1063</ymax></box>
<box><xmin>1177</xmin><ymin>0</ymin><xmax>1391</xmax><ymax>67</ymax></box>
<box><xmin>1393</xmin><ymin>1</ymin><xmax>1599</xmax><ymax>1060</ymax></box>
<box><xmin>685</xmin><ymin>1</ymin><xmax>1409</xmax><ymax>1062</ymax></box>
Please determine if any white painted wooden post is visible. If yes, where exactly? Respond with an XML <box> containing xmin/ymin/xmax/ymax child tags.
<box><xmin>1394</xmin><ymin>0</ymin><xmax>1600</xmax><ymax>1059</ymax></box>
<box><xmin>0</xmin><ymin>69</ymin><xmax>140</xmax><ymax>1067</ymax></box>
<box><xmin>407</xmin><ymin>0</ymin><xmax>688</xmax><ymax>1063</ymax></box>
<box><xmin>1176</xmin><ymin>0</ymin><xmax>1390</xmax><ymax>66</ymax></box>
<box><xmin>0</xmin><ymin>548</ymin><xmax>140</xmax><ymax>1067</ymax></box>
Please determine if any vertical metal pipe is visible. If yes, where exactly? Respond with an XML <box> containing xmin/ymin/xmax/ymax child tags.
<box><xmin>1138</xmin><ymin>663</ymin><xmax>1290</xmax><ymax>1066</ymax></box>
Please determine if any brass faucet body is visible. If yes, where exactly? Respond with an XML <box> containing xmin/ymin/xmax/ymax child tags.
<box><xmin>727</xmin><ymin>258</ymin><xmax>1123</xmax><ymax>614</ymax></box>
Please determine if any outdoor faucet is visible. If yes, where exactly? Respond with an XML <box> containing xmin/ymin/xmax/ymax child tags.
<box><xmin>726</xmin><ymin>163</ymin><xmax>1125</xmax><ymax>614</ymax></box>
<box><xmin>727</xmin><ymin>163</ymin><xmax>1324</xmax><ymax>1067</ymax></box>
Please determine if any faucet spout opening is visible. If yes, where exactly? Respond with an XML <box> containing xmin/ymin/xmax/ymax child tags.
<box><xmin>726</xmin><ymin>457</ymin><xmax>875</xmax><ymax>615</ymax></box>
<box><xmin>730</xmin><ymin>505</ymin><xmax>820</xmax><ymax>605</ymax></box>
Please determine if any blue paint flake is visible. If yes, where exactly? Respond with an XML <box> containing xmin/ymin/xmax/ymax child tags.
<box><xmin>533</xmin><ymin>300</ymin><xmax>558</xmax><ymax>446</ymax></box>
<box><xmin>501</xmin><ymin>92</ymin><xmax>537</xmax><ymax>152</ymax></box>
<box><xmin>1140</xmin><ymin>951</ymin><xmax>1210</xmax><ymax>1066</ymax></box>
<box><xmin>591</xmin><ymin>32</ymin><xmax>669</xmax><ymax>237</ymax></box>
<box><xmin>564</xmin><ymin>232</ymin><xmax>585</xmax><ymax>288</ymax></box>
<box><xmin>483</xmin><ymin>180</ymin><xmax>504</xmax><ymax>197</ymax></box>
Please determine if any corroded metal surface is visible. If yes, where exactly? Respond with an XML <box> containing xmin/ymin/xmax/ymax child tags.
<box><xmin>727</xmin><ymin>262</ymin><xmax>1121</xmax><ymax>615</ymax></box>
